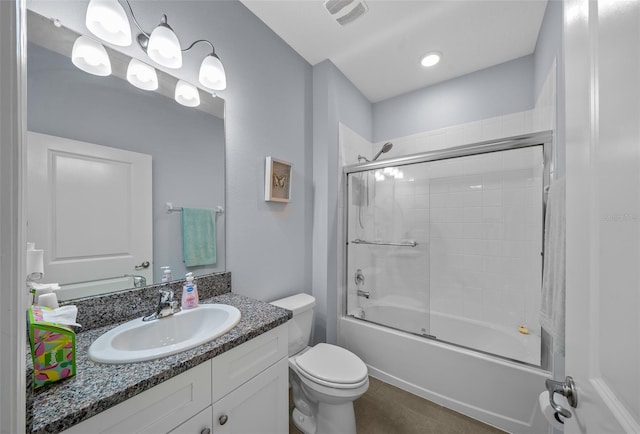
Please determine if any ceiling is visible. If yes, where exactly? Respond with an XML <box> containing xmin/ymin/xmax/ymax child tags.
<box><xmin>240</xmin><ymin>0</ymin><xmax>548</xmax><ymax>103</ymax></box>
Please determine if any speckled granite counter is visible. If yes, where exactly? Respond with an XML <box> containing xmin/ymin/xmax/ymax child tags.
<box><xmin>27</xmin><ymin>292</ymin><xmax>291</xmax><ymax>434</ymax></box>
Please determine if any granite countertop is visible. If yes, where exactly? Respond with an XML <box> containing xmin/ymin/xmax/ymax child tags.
<box><xmin>28</xmin><ymin>292</ymin><xmax>291</xmax><ymax>434</ymax></box>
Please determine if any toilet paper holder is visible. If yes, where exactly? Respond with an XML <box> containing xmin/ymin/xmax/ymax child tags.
<box><xmin>545</xmin><ymin>376</ymin><xmax>578</xmax><ymax>420</ymax></box>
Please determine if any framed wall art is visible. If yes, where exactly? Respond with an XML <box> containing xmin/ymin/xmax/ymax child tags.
<box><xmin>265</xmin><ymin>156</ymin><xmax>292</xmax><ymax>202</ymax></box>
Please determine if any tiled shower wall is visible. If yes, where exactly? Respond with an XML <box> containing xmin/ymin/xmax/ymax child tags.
<box><xmin>427</xmin><ymin>148</ymin><xmax>543</xmax><ymax>333</ymax></box>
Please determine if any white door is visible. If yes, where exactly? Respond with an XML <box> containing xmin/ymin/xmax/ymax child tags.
<box><xmin>27</xmin><ymin>132</ymin><xmax>153</xmax><ymax>293</ymax></box>
<box><xmin>564</xmin><ymin>0</ymin><xmax>640</xmax><ymax>432</ymax></box>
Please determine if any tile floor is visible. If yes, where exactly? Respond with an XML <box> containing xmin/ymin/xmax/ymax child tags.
<box><xmin>289</xmin><ymin>377</ymin><xmax>505</xmax><ymax>434</ymax></box>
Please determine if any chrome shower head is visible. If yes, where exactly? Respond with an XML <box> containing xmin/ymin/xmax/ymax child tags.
<box><xmin>372</xmin><ymin>142</ymin><xmax>393</xmax><ymax>161</ymax></box>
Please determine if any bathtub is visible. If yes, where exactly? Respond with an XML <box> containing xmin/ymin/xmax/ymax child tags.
<box><xmin>340</xmin><ymin>298</ymin><xmax>549</xmax><ymax>433</ymax></box>
<box><xmin>355</xmin><ymin>298</ymin><xmax>540</xmax><ymax>366</ymax></box>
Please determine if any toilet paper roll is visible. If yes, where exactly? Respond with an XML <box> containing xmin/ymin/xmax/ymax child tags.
<box><xmin>539</xmin><ymin>390</ymin><xmax>569</xmax><ymax>430</ymax></box>
<box><xmin>26</xmin><ymin>249</ymin><xmax>44</xmax><ymax>278</ymax></box>
<box><xmin>37</xmin><ymin>292</ymin><xmax>59</xmax><ymax>309</ymax></box>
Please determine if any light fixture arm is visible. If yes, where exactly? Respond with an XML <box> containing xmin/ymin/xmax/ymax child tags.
<box><xmin>119</xmin><ymin>0</ymin><xmax>151</xmax><ymax>38</ymax></box>
<box><xmin>122</xmin><ymin>0</ymin><xmax>217</xmax><ymax>57</ymax></box>
<box><xmin>182</xmin><ymin>39</ymin><xmax>216</xmax><ymax>56</ymax></box>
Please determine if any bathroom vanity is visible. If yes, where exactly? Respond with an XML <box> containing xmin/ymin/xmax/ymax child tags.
<box><xmin>27</xmin><ymin>290</ymin><xmax>291</xmax><ymax>434</ymax></box>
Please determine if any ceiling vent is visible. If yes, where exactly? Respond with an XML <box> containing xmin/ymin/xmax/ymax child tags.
<box><xmin>323</xmin><ymin>0</ymin><xmax>368</xmax><ymax>26</ymax></box>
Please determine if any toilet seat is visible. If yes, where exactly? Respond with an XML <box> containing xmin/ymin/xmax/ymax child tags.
<box><xmin>295</xmin><ymin>343</ymin><xmax>368</xmax><ymax>389</ymax></box>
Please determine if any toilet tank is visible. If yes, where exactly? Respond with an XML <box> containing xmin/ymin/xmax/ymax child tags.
<box><xmin>270</xmin><ymin>293</ymin><xmax>315</xmax><ymax>356</ymax></box>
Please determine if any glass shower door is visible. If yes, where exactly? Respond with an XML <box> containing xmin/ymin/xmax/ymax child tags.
<box><xmin>426</xmin><ymin>146</ymin><xmax>544</xmax><ymax>365</ymax></box>
<box><xmin>344</xmin><ymin>141</ymin><xmax>547</xmax><ymax>367</ymax></box>
<box><xmin>345</xmin><ymin>164</ymin><xmax>431</xmax><ymax>336</ymax></box>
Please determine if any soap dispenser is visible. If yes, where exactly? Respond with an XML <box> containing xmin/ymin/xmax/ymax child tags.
<box><xmin>181</xmin><ymin>272</ymin><xmax>199</xmax><ymax>309</ymax></box>
<box><xmin>161</xmin><ymin>266</ymin><xmax>172</xmax><ymax>283</ymax></box>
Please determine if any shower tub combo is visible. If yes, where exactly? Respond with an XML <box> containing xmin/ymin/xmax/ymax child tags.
<box><xmin>339</xmin><ymin>133</ymin><xmax>553</xmax><ymax>433</ymax></box>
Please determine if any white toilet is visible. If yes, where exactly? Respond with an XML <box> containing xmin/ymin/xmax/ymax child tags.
<box><xmin>271</xmin><ymin>293</ymin><xmax>369</xmax><ymax>434</ymax></box>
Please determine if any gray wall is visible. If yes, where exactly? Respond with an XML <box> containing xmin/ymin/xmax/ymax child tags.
<box><xmin>534</xmin><ymin>0</ymin><xmax>564</xmax><ymax>176</ymax></box>
<box><xmin>204</xmin><ymin>1</ymin><xmax>314</xmax><ymax>303</ymax></box>
<box><xmin>312</xmin><ymin>59</ymin><xmax>372</xmax><ymax>344</ymax></box>
<box><xmin>27</xmin><ymin>43</ymin><xmax>226</xmax><ymax>283</ymax></box>
<box><xmin>533</xmin><ymin>0</ymin><xmax>563</xmax><ymax>99</ymax></box>
<box><xmin>372</xmin><ymin>55</ymin><xmax>535</xmax><ymax>142</ymax></box>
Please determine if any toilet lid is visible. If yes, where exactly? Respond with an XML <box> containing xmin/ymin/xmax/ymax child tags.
<box><xmin>296</xmin><ymin>343</ymin><xmax>368</xmax><ymax>386</ymax></box>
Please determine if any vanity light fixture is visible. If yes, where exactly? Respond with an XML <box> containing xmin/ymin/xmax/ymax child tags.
<box><xmin>71</xmin><ymin>35</ymin><xmax>112</xmax><ymax>76</ymax></box>
<box><xmin>126</xmin><ymin>58</ymin><xmax>158</xmax><ymax>91</ymax></box>
<box><xmin>85</xmin><ymin>0</ymin><xmax>131</xmax><ymax>46</ymax></box>
<box><xmin>141</xmin><ymin>15</ymin><xmax>182</xmax><ymax>69</ymax></box>
<box><xmin>198</xmin><ymin>50</ymin><xmax>227</xmax><ymax>91</ymax></box>
<box><xmin>175</xmin><ymin>80</ymin><xmax>201</xmax><ymax>107</ymax></box>
<box><xmin>84</xmin><ymin>0</ymin><xmax>227</xmax><ymax>92</ymax></box>
<box><xmin>421</xmin><ymin>51</ymin><xmax>442</xmax><ymax>68</ymax></box>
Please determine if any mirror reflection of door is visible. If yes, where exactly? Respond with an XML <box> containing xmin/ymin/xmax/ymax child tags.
<box><xmin>27</xmin><ymin>131</ymin><xmax>153</xmax><ymax>299</ymax></box>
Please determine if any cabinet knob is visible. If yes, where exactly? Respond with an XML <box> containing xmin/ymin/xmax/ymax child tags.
<box><xmin>200</xmin><ymin>429</ymin><xmax>211</xmax><ymax>434</ymax></box>
<box><xmin>219</xmin><ymin>414</ymin><xmax>228</xmax><ymax>425</ymax></box>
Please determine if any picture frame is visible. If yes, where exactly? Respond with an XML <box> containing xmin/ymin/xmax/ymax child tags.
<box><xmin>265</xmin><ymin>156</ymin><xmax>292</xmax><ymax>202</ymax></box>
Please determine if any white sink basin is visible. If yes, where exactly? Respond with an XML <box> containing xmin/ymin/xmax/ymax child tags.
<box><xmin>89</xmin><ymin>304</ymin><xmax>241</xmax><ymax>364</ymax></box>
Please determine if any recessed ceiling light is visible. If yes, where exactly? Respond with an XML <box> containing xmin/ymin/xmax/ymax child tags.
<box><xmin>421</xmin><ymin>52</ymin><xmax>441</xmax><ymax>68</ymax></box>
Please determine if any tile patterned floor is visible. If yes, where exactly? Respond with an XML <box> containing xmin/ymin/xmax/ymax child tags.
<box><xmin>290</xmin><ymin>376</ymin><xmax>506</xmax><ymax>434</ymax></box>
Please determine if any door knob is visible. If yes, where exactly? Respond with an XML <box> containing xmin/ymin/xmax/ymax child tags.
<box><xmin>134</xmin><ymin>261</ymin><xmax>150</xmax><ymax>270</ymax></box>
<box><xmin>545</xmin><ymin>376</ymin><xmax>578</xmax><ymax>420</ymax></box>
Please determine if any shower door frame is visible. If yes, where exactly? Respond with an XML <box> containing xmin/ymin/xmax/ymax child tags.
<box><xmin>341</xmin><ymin>131</ymin><xmax>555</xmax><ymax>369</ymax></box>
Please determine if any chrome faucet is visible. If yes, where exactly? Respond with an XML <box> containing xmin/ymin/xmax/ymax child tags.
<box><xmin>125</xmin><ymin>274</ymin><xmax>147</xmax><ymax>288</ymax></box>
<box><xmin>143</xmin><ymin>289</ymin><xmax>181</xmax><ymax>321</ymax></box>
<box><xmin>355</xmin><ymin>269</ymin><xmax>370</xmax><ymax>298</ymax></box>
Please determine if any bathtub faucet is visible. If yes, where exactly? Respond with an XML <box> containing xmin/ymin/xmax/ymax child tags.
<box><xmin>357</xmin><ymin>289</ymin><xmax>370</xmax><ymax>299</ymax></box>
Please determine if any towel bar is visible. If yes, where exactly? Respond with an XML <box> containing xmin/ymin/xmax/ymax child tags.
<box><xmin>350</xmin><ymin>239</ymin><xmax>417</xmax><ymax>247</ymax></box>
<box><xmin>166</xmin><ymin>202</ymin><xmax>224</xmax><ymax>214</ymax></box>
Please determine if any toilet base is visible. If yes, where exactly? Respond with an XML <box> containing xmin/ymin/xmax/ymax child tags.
<box><xmin>292</xmin><ymin>403</ymin><xmax>357</xmax><ymax>434</ymax></box>
<box><xmin>292</xmin><ymin>407</ymin><xmax>316</xmax><ymax>434</ymax></box>
<box><xmin>316</xmin><ymin>401</ymin><xmax>357</xmax><ymax>434</ymax></box>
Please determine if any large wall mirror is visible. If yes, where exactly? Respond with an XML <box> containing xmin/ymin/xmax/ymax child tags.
<box><xmin>26</xmin><ymin>10</ymin><xmax>226</xmax><ymax>300</ymax></box>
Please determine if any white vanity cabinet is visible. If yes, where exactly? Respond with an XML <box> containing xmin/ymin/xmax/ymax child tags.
<box><xmin>62</xmin><ymin>324</ymin><xmax>288</xmax><ymax>434</ymax></box>
<box><xmin>169</xmin><ymin>406</ymin><xmax>214</xmax><ymax>434</ymax></box>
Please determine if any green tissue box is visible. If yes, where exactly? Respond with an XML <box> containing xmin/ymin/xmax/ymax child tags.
<box><xmin>28</xmin><ymin>306</ymin><xmax>76</xmax><ymax>388</ymax></box>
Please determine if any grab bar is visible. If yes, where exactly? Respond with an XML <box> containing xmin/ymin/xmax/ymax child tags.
<box><xmin>350</xmin><ymin>239</ymin><xmax>417</xmax><ymax>247</ymax></box>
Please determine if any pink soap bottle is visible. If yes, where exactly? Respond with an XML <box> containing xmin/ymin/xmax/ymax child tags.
<box><xmin>181</xmin><ymin>272</ymin><xmax>199</xmax><ymax>309</ymax></box>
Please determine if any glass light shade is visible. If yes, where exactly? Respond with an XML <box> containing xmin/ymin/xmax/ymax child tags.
<box><xmin>71</xmin><ymin>36</ymin><xmax>112</xmax><ymax>76</ymax></box>
<box><xmin>147</xmin><ymin>24</ymin><xmax>182</xmax><ymax>69</ymax></box>
<box><xmin>199</xmin><ymin>54</ymin><xmax>227</xmax><ymax>90</ymax></box>
<box><xmin>175</xmin><ymin>80</ymin><xmax>200</xmax><ymax>107</ymax></box>
<box><xmin>127</xmin><ymin>59</ymin><xmax>158</xmax><ymax>91</ymax></box>
<box><xmin>85</xmin><ymin>0</ymin><xmax>132</xmax><ymax>46</ymax></box>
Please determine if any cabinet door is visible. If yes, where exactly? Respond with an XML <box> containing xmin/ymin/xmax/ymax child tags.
<box><xmin>212</xmin><ymin>358</ymin><xmax>288</xmax><ymax>434</ymax></box>
<box><xmin>169</xmin><ymin>406</ymin><xmax>213</xmax><ymax>434</ymax></box>
<box><xmin>62</xmin><ymin>362</ymin><xmax>211</xmax><ymax>434</ymax></box>
<box><xmin>211</xmin><ymin>324</ymin><xmax>287</xmax><ymax>403</ymax></box>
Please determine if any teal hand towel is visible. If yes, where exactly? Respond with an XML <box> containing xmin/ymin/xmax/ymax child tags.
<box><xmin>181</xmin><ymin>208</ymin><xmax>217</xmax><ymax>267</ymax></box>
